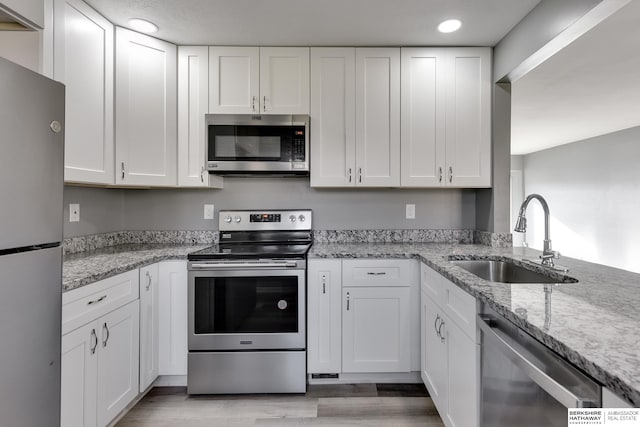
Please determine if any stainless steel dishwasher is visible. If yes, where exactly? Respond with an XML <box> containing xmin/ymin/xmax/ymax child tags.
<box><xmin>478</xmin><ymin>303</ymin><xmax>601</xmax><ymax>427</ymax></box>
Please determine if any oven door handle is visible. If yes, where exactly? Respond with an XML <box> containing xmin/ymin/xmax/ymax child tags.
<box><xmin>190</xmin><ymin>262</ymin><xmax>298</xmax><ymax>269</ymax></box>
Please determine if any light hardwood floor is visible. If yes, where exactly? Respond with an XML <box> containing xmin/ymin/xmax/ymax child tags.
<box><xmin>116</xmin><ymin>384</ymin><xmax>445</xmax><ymax>426</ymax></box>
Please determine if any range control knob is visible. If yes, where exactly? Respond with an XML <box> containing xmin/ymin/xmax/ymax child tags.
<box><xmin>298</xmin><ymin>215</ymin><xmax>306</xmax><ymax>222</ymax></box>
<box><xmin>289</xmin><ymin>215</ymin><xmax>296</xmax><ymax>223</ymax></box>
<box><xmin>224</xmin><ymin>215</ymin><xmax>232</xmax><ymax>223</ymax></box>
<box><xmin>234</xmin><ymin>216</ymin><xmax>242</xmax><ymax>223</ymax></box>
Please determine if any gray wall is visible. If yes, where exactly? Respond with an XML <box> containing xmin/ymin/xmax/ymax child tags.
<box><xmin>63</xmin><ymin>178</ymin><xmax>476</xmax><ymax>237</ymax></box>
<box><xmin>521</xmin><ymin>126</ymin><xmax>640</xmax><ymax>273</ymax></box>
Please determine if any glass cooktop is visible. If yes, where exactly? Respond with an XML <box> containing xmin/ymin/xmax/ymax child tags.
<box><xmin>188</xmin><ymin>243</ymin><xmax>312</xmax><ymax>260</ymax></box>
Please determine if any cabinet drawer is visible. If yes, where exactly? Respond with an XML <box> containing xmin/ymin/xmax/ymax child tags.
<box><xmin>442</xmin><ymin>278</ymin><xmax>477</xmax><ymax>343</ymax></box>
<box><xmin>62</xmin><ymin>270</ymin><xmax>139</xmax><ymax>335</ymax></box>
<box><xmin>343</xmin><ymin>259</ymin><xmax>414</xmax><ymax>286</ymax></box>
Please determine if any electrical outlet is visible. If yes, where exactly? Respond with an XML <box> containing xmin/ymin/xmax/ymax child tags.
<box><xmin>405</xmin><ymin>204</ymin><xmax>416</xmax><ymax>219</ymax></box>
<box><xmin>204</xmin><ymin>204</ymin><xmax>214</xmax><ymax>220</ymax></box>
<box><xmin>69</xmin><ymin>204</ymin><xmax>80</xmax><ymax>222</ymax></box>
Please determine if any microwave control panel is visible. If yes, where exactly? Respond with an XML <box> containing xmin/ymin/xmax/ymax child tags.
<box><xmin>292</xmin><ymin>128</ymin><xmax>306</xmax><ymax>162</ymax></box>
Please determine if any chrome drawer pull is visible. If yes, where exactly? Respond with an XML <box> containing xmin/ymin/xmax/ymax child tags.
<box><xmin>87</xmin><ymin>295</ymin><xmax>107</xmax><ymax>305</ymax></box>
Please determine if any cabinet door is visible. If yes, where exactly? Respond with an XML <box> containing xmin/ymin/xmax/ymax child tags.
<box><xmin>310</xmin><ymin>48</ymin><xmax>356</xmax><ymax>187</ymax></box>
<box><xmin>177</xmin><ymin>46</ymin><xmax>223</xmax><ymax>188</ymax></box>
<box><xmin>54</xmin><ymin>0</ymin><xmax>114</xmax><ymax>185</ymax></box>
<box><xmin>355</xmin><ymin>48</ymin><xmax>400</xmax><ymax>187</ymax></box>
<box><xmin>115</xmin><ymin>27</ymin><xmax>177</xmax><ymax>186</ymax></box>
<box><xmin>444</xmin><ymin>318</ymin><xmax>479</xmax><ymax>427</ymax></box>
<box><xmin>97</xmin><ymin>300</ymin><xmax>140</xmax><ymax>427</ymax></box>
<box><xmin>445</xmin><ymin>48</ymin><xmax>491</xmax><ymax>188</ymax></box>
<box><xmin>209</xmin><ymin>46</ymin><xmax>259</xmax><ymax>114</ymax></box>
<box><xmin>307</xmin><ymin>259</ymin><xmax>342</xmax><ymax>374</ymax></box>
<box><xmin>158</xmin><ymin>260</ymin><xmax>188</xmax><ymax>375</ymax></box>
<box><xmin>400</xmin><ymin>48</ymin><xmax>446</xmax><ymax>187</ymax></box>
<box><xmin>342</xmin><ymin>286</ymin><xmax>410</xmax><ymax>373</ymax></box>
<box><xmin>139</xmin><ymin>263</ymin><xmax>159</xmax><ymax>392</ymax></box>
<box><xmin>260</xmin><ymin>47</ymin><xmax>310</xmax><ymax>114</ymax></box>
<box><xmin>61</xmin><ymin>321</ymin><xmax>98</xmax><ymax>427</ymax></box>
<box><xmin>422</xmin><ymin>293</ymin><xmax>447</xmax><ymax>413</ymax></box>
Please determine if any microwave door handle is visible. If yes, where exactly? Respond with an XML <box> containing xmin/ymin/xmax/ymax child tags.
<box><xmin>477</xmin><ymin>315</ymin><xmax>598</xmax><ymax>408</ymax></box>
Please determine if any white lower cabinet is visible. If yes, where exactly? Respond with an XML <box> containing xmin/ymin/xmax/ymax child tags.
<box><xmin>61</xmin><ymin>270</ymin><xmax>140</xmax><ymax>427</ymax></box>
<box><xmin>307</xmin><ymin>258</ymin><xmax>419</xmax><ymax>376</ymax></box>
<box><xmin>421</xmin><ymin>263</ymin><xmax>479</xmax><ymax>427</ymax></box>
<box><xmin>342</xmin><ymin>286</ymin><xmax>410</xmax><ymax>372</ymax></box>
<box><xmin>139</xmin><ymin>263</ymin><xmax>160</xmax><ymax>391</ymax></box>
<box><xmin>97</xmin><ymin>301</ymin><xmax>140</xmax><ymax>426</ymax></box>
<box><xmin>158</xmin><ymin>260</ymin><xmax>188</xmax><ymax>375</ymax></box>
<box><xmin>307</xmin><ymin>259</ymin><xmax>342</xmax><ymax>374</ymax></box>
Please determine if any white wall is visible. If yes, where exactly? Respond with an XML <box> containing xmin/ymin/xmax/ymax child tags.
<box><xmin>521</xmin><ymin>126</ymin><xmax>640</xmax><ymax>273</ymax></box>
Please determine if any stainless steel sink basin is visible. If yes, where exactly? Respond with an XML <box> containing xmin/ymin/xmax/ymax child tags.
<box><xmin>450</xmin><ymin>259</ymin><xmax>578</xmax><ymax>284</ymax></box>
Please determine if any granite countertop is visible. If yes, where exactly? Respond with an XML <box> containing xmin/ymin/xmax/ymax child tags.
<box><xmin>62</xmin><ymin>243</ymin><xmax>208</xmax><ymax>292</ymax></box>
<box><xmin>63</xmin><ymin>241</ymin><xmax>640</xmax><ymax>406</ymax></box>
<box><xmin>310</xmin><ymin>243</ymin><xmax>640</xmax><ymax>406</ymax></box>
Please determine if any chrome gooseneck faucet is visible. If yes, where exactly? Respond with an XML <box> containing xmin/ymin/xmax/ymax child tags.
<box><xmin>514</xmin><ymin>194</ymin><xmax>560</xmax><ymax>267</ymax></box>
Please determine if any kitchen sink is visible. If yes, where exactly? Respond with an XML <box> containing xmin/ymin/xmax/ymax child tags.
<box><xmin>449</xmin><ymin>259</ymin><xmax>578</xmax><ymax>284</ymax></box>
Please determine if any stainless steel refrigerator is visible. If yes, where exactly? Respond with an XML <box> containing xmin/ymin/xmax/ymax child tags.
<box><xmin>0</xmin><ymin>56</ymin><xmax>64</xmax><ymax>426</ymax></box>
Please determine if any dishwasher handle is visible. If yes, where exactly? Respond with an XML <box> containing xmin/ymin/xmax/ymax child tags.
<box><xmin>477</xmin><ymin>314</ymin><xmax>599</xmax><ymax>409</ymax></box>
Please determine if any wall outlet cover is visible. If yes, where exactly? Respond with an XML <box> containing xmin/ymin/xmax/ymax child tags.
<box><xmin>204</xmin><ymin>204</ymin><xmax>215</xmax><ymax>220</ymax></box>
<box><xmin>69</xmin><ymin>203</ymin><xmax>80</xmax><ymax>222</ymax></box>
<box><xmin>406</xmin><ymin>203</ymin><xmax>416</xmax><ymax>219</ymax></box>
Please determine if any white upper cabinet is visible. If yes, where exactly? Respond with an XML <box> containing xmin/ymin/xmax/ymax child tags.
<box><xmin>177</xmin><ymin>46</ymin><xmax>223</xmax><ymax>188</ymax></box>
<box><xmin>115</xmin><ymin>27</ymin><xmax>177</xmax><ymax>187</ymax></box>
<box><xmin>260</xmin><ymin>47</ymin><xmax>310</xmax><ymax>114</ymax></box>
<box><xmin>54</xmin><ymin>0</ymin><xmax>114</xmax><ymax>185</ymax></box>
<box><xmin>310</xmin><ymin>48</ymin><xmax>356</xmax><ymax>187</ymax></box>
<box><xmin>209</xmin><ymin>46</ymin><xmax>260</xmax><ymax>114</ymax></box>
<box><xmin>209</xmin><ymin>46</ymin><xmax>309</xmax><ymax>114</ymax></box>
<box><xmin>401</xmin><ymin>47</ymin><xmax>491</xmax><ymax>188</ymax></box>
<box><xmin>355</xmin><ymin>48</ymin><xmax>400</xmax><ymax>187</ymax></box>
<box><xmin>310</xmin><ymin>48</ymin><xmax>399</xmax><ymax>187</ymax></box>
<box><xmin>446</xmin><ymin>48</ymin><xmax>491</xmax><ymax>187</ymax></box>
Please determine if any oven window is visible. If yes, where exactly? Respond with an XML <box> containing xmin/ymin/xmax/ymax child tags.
<box><xmin>194</xmin><ymin>276</ymin><xmax>299</xmax><ymax>334</ymax></box>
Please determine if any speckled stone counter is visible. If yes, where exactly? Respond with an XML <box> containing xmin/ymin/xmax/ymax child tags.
<box><xmin>62</xmin><ymin>243</ymin><xmax>208</xmax><ymax>292</ymax></box>
<box><xmin>309</xmin><ymin>243</ymin><xmax>640</xmax><ymax>406</ymax></box>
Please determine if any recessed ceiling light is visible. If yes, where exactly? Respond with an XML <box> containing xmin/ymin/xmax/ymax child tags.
<box><xmin>128</xmin><ymin>18</ymin><xmax>158</xmax><ymax>34</ymax></box>
<box><xmin>438</xmin><ymin>19</ymin><xmax>462</xmax><ymax>33</ymax></box>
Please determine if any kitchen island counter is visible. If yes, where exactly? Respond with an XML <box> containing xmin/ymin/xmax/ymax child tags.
<box><xmin>310</xmin><ymin>242</ymin><xmax>640</xmax><ymax>407</ymax></box>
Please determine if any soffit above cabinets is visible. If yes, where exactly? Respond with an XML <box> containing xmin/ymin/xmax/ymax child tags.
<box><xmin>512</xmin><ymin>0</ymin><xmax>640</xmax><ymax>155</ymax></box>
<box><xmin>83</xmin><ymin>0</ymin><xmax>540</xmax><ymax>46</ymax></box>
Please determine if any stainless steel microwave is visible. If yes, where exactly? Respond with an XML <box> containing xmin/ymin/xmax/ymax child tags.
<box><xmin>205</xmin><ymin>114</ymin><xmax>309</xmax><ymax>175</ymax></box>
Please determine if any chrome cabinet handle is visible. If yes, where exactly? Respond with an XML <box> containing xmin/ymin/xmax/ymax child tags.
<box><xmin>358</xmin><ymin>168</ymin><xmax>362</xmax><ymax>183</ymax></box>
<box><xmin>366</xmin><ymin>272</ymin><xmax>386</xmax><ymax>276</ymax></box>
<box><xmin>102</xmin><ymin>322</ymin><xmax>110</xmax><ymax>348</ymax></box>
<box><xmin>121</xmin><ymin>162</ymin><xmax>125</xmax><ymax>180</ymax></box>
<box><xmin>348</xmin><ymin>168</ymin><xmax>352</xmax><ymax>183</ymax></box>
<box><xmin>263</xmin><ymin>96</ymin><xmax>266</xmax><ymax>112</ymax></box>
<box><xmin>438</xmin><ymin>319</ymin><xmax>445</xmax><ymax>343</ymax></box>
<box><xmin>252</xmin><ymin>96</ymin><xmax>256</xmax><ymax>112</ymax></box>
<box><xmin>346</xmin><ymin>292</ymin><xmax>350</xmax><ymax>311</ymax></box>
<box><xmin>321</xmin><ymin>275</ymin><xmax>326</xmax><ymax>294</ymax></box>
<box><xmin>438</xmin><ymin>167</ymin><xmax>443</xmax><ymax>183</ymax></box>
<box><xmin>200</xmin><ymin>166</ymin><xmax>205</xmax><ymax>183</ymax></box>
<box><xmin>87</xmin><ymin>295</ymin><xmax>107</xmax><ymax>306</ymax></box>
<box><xmin>90</xmin><ymin>329</ymin><xmax>98</xmax><ymax>355</ymax></box>
<box><xmin>448</xmin><ymin>166</ymin><xmax>453</xmax><ymax>183</ymax></box>
<box><xmin>146</xmin><ymin>271</ymin><xmax>152</xmax><ymax>291</ymax></box>
<box><xmin>434</xmin><ymin>314</ymin><xmax>441</xmax><ymax>335</ymax></box>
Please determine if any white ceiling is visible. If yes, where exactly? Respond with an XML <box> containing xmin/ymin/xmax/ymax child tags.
<box><xmin>84</xmin><ymin>0</ymin><xmax>540</xmax><ymax>46</ymax></box>
<box><xmin>511</xmin><ymin>0</ymin><xmax>640</xmax><ymax>155</ymax></box>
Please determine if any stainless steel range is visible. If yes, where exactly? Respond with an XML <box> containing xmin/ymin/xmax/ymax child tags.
<box><xmin>187</xmin><ymin>210</ymin><xmax>312</xmax><ymax>394</ymax></box>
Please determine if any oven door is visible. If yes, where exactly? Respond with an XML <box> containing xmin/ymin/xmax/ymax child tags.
<box><xmin>188</xmin><ymin>265</ymin><xmax>305</xmax><ymax>351</ymax></box>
